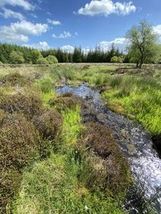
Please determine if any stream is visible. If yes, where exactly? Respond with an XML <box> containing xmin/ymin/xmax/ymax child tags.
<box><xmin>57</xmin><ymin>84</ymin><xmax>161</xmax><ymax>214</ymax></box>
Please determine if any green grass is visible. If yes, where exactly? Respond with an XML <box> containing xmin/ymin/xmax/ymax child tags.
<box><xmin>12</xmin><ymin>154</ymin><xmax>124</xmax><ymax>214</ymax></box>
<box><xmin>1</xmin><ymin>64</ymin><xmax>161</xmax><ymax>213</ymax></box>
<box><xmin>102</xmin><ymin>75</ymin><xmax>161</xmax><ymax>135</ymax></box>
<box><xmin>61</xmin><ymin>106</ymin><xmax>83</xmax><ymax>146</ymax></box>
<box><xmin>11</xmin><ymin>107</ymin><xmax>125</xmax><ymax>214</ymax></box>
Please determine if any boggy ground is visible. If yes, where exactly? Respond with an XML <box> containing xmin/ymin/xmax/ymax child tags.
<box><xmin>0</xmin><ymin>67</ymin><xmax>132</xmax><ymax>214</ymax></box>
<box><xmin>0</xmin><ymin>63</ymin><xmax>160</xmax><ymax>213</ymax></box>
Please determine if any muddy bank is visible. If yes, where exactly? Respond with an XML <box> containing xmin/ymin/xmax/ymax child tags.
<box><xmin>57</xmin><ymin>84</ymin><xmax>161</xmax><ymax>214</ymax></box>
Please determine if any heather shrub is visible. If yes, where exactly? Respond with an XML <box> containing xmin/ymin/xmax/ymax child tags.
<box><xmin>33</xmin><ymin>109</ymin><xmax>62</xmax><ymax>141</ymax></box>
<box><xmin>0</xmin><ymin>113</ymin><xmax>40</xmax><ymax>170</ymax></box>
<box><xmin>0</xmin><ymin>92</ymin><xmax>43</xmax><ymax>119</ymax></box>
<box><xmin>0</xmin><ymin>113</ymin><xmax>40</xmax><ymax>212</ymax></box>
<box><xmin>0</xmin><ymin>73</ymin><xmax>30</xmax><ymax>87</ymax></box>
<box><xmin>49</xmin><ymin>93</ymin><xmax>82</xmax><ymax>111</ymax></box>
<box><xmin>79</xmin><ymin>122</ymin><xmax>131</xmax><ymax>195</ymax></box>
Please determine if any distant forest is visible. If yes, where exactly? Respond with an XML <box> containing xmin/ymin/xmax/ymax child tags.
<box><xmin>0</xmin><ymin>43</ymin><xmax>128</xmax><ymax>64</ymax></box>
<box><xmin>0</xmin><ymin>41</ymin><xmax>161</xmax><ymax>64</ymax></box>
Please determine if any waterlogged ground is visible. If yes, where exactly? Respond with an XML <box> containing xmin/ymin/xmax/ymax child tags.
<box><xmin>1</xmin><ymin>64</ymin><xmax>161</xmax><ymax>214</ymax></box>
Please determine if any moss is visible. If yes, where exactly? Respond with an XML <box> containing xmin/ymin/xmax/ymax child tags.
<box><xmin>79</xmin><ymin>122</ymin><xmax>131</xmax><ymax>196</ymax></box>
<box><xmin>49</xmin><ymin>93</ymin><xmax>83</xmax><ymax>111</ymax></box>
<box><xmin>0</xmin><ymin>113</ymin><xmax>40</xmax><ymax>213</ymax></box>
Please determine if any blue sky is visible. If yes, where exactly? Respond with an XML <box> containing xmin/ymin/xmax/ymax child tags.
<box><xmin>0</xmin><ymin>0</ymin><xmax>161</xmax><ymax>52</ymax></box>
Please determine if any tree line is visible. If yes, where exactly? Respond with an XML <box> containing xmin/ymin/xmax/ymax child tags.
<box><xmin>0</xmin><ymin>43</ymin><xmax>126</xmax><ymax>64</ymax></box>
<box><xmin>0</xmin><ymin>21</ymin><xmax>161</xmax><ymax>68</ymax></box>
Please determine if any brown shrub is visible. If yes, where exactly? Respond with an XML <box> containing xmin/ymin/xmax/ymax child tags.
<box><xmin>33</xmin><ymin>109</ymin><xmax>62</xmax><ymax>141</ymax></box>
<box><xmin>0</xmin><ymin>72</ymin><xmax>30</xmax><ymax>87</ymax></box>
<box><xmin>0</xmin><ymin>169</ymin><xmax>22</xmax><ymax>213</ymax></box>
<box><xmin>0</xmin><ymin>109</ymin><xmax>6</xmax><ymax>125</ymax></box>
<box><xmin>0</xmin><ymin>93</ymin><xmax>43</xmax><ymax>119</ymax></box>
<box><xmin>49</xmin><ymin>93</ymin><xmax>83</xmax><ymax>111</ymax></box>
<box><xmin>0</xmin><ymin>113</ymin><xmax>40</xmax><ymax>212</ymax></box>
<box><xmin>0</xmin><ymin>113</ymin><xmax>40</xmax><ymax>170</ymax></box>
<box><xmin>79</xmin><ymin>122</ymin><xmax>131</xmax><ymax>195</ymax></box>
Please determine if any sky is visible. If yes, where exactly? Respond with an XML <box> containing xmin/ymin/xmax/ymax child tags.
<box><xmin>0</xmin><ymin>0</ymin><xmax>161</xmax><ymax>52</ymax></box>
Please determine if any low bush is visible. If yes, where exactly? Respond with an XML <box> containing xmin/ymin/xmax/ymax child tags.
<box><xmin>0</xmin><ymin>92</ymin><xmax>43</xmax><ymax>119</ymax></box>
<box><xmin>49</xmin><ymin>93</ymin><xmax>83</xmax><ymax>111</ymax></box>
<box><xmin>0</xmin><ymin>113</ymin><xmax>40</xmax><ymax>212</ymax></box>
<box><xmin>0</xmin><ymin>113</ymin><xmax>40</xmax><ymax>170</ymax></box>
<box><xmin>33</xmin><ymin>109</ymin><xmax>62</xmax><ymax>141</ymax></box>
<box><xmin>0</xmin><ymin>72</ymin><xmax>30</xmax><ymax>87</ymax></box>
<box><xmin>37</xmin><ymin>57</ymin><xmax>48</xmax><ymax>65</ymax></box>
<box><xmin>46</xmin><ymin>55</ymin><xmax>58</xmax><ymax>64</ymax></box>
<box><xmin>79</xmin><ymin>122</ymin><xmax>131</xmax><ymax>195</ymax></box>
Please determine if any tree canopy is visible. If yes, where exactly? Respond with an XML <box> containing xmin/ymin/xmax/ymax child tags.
<box><xmin>0</xmin><ymin>43</ymin><xmax>125</xmax><ymax>64</ymax></box>
<box><xmin>126</xmin><ymin>21</ymin><xmax>158</xmax><ymax>68</ymax></box>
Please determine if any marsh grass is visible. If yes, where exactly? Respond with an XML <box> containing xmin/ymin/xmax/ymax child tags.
<box><xmin>102</xmin><ymin>75</ymin><xmax>161</xmax><ymax>135</ymax></box>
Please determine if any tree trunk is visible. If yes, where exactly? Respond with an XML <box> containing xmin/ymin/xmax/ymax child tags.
<box><xmin>136</xmin><ymin>61</ymin><xmax>139</xmax><ymax>68</ymax></box>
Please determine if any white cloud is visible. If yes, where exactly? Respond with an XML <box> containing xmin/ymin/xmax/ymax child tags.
<box><xmin>11</xmin><ymin>20</ymin><xmax>48</xmax><ymax>35</ymax></box>
<box><xmin>77</xmin><ymin>0</ymin><xmax>136</xmax><ymax>16</ymax></box>
<box><xmin>52</xmin><ymin>31</ymin><xmax>72</xmax><ymax>39</ymax></box>
<box><xmin>47</xmin><ymin>19</ymin><xmax>61</xmax><ymax>26</ymax></box>
<box><xmin>0</xmin><ymin>20</ymin><xmax>48</xmax><ymax>43</ymax></box>
<box><xmin>0</xmin><ymin>8</ymin><xmax>24</xmax><ymax>20</ymax></box>
<box><xmin>153</xmin><ymin>25</ymin><xmax>161</xmax><ymax>37</ymax></box>
<box><xmin>0</xmin><ymin>0</ymin><xmax>34</xmax><ymax>10</ymax></box>
<box><xmin>98</xmin><ymin>37</ymin><xmax>128</xmax><ymax>51</ymax></box>
<box><xmin>60</xmin><ymin>45</ymin><xmax>75</xmax><ymax>53</ymax></box>
<box><xmin>60</xmin><ymin>37</ymin><xmax>127</xmax><ymax>54</ymax></box>
<box><xmin>23</xmin><ymin>41</ymin><xmax>50</xmax><ymax>50</ymax></box>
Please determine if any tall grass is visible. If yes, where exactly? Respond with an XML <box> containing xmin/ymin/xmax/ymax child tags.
<box><xmin>102</xmin><ymin>75</ymin><xmax>161</xmax><ymax>135</ymax></box>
